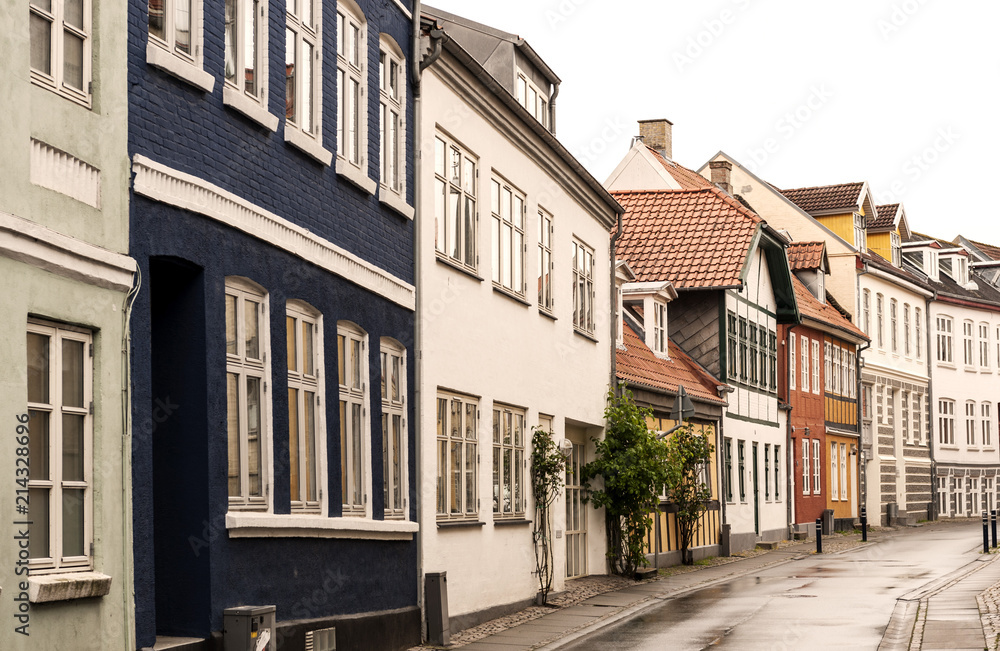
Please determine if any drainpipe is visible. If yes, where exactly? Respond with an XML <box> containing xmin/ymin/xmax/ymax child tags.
<box><xmin>121</xmin><ymin>267</ymin><xmax>141</xmax><ymax>651</ymax></box>
<box><xmin>412</xmin><ymin>0</ymin><xmax>424</xmax><ymax>632</ymax></box>
<box><xmin>610</xmin><ymin>213</ymin><xmax>622</xmax><ymax>395</ymax></box>
<box><xmin>925</xmin><ymin>293</ymin><xmax>936</xmax><ymax>520</ymax></box>
<box><xmin>856</xmin><ymin>338</ymin><xmax>870</xmax><ymax>524</ymax></box>
<box><xmin>548</xmin><ymin>82</ymin><xmax>560</xmax><ymax>136</ymax></box>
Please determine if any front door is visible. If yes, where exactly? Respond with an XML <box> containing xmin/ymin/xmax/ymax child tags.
<box><xmin>565</xmin><ymin>433</ymin><xmax>587</xmax><ymax>579</ymax></box>
<box><xmin>752</xmin><ymin>442</ymin><xmax>760</xmax><ymax>535</ymax></box>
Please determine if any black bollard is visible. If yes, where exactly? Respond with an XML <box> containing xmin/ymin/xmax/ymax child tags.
<box><xmin>992</xmin><ymin>510</ymin><xmax>997</xmax><ymax>549</ymax></box>
<box><xmin>860</xmin><ymin>506</ymin><xmax>868</xmax><ymax>543</ymax></box>
<box><xmin>984</xmin><ymin>511</ymin><xmax>990</xmax><ymax>554</ymax></box>
<box><xmin>816</xmin><ymin>517</ymin><xmax>823</xmax><ymax>554</ymax></box>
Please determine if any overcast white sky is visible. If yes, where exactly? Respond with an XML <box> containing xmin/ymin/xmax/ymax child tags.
<box><xmin>425</xmin><ymin>1</ymin><xmax>1000</xmax><ymax>245</ymax></box>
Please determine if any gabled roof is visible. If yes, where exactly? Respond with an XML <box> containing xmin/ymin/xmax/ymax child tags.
<box><xmin>787</xmin><ymin>241</ymin><xmax>827</xmax><ymax>272</ymax></box>
<box><xmin>960</xmin><ymin>236</ymin><xmax>1000</xmax><ymax>262</ymax></box>
<box><xmin>612</xmin><ymin>188</ymin><xmax>761</xmax><ymax>289</ymax></box>
<box><xmin>872</xmin><ymin>204</ymin><xmax>899</xmax><ymax>230</ymax></box>
<box><xmin>792</xmin><ymin>276</ymin><xmax>868</xmax><ymax>343</ymax></box>
<box><xmin>617</xmin><ymin>323</ymin><xmax>727</xmax><ymax>406</ymax></box>
<box><xmin>781</xmin><ymin>182</ymin><xmax>865</xmax><ymax>214</ymax></box>
<box><xmin>645</xmin><ymin>147</ymin><xmax>714</xmax><ymax>191</ymax></box>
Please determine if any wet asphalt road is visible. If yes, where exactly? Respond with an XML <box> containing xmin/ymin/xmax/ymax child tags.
<box><xmin>562</xmin><ymin>521</ymin><xmax>985</xmax><ymax>650</ymax></box>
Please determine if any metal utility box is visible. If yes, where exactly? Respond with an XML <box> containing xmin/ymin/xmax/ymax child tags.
<box><xmin>223</xmin><ymin>605</ymin><xmax>276</xmax><ymax>651</ymax></box>
<box><xmin>425</xmin><ymin>572</ymin><xmax>450</xmax><ymax>646</ymax></box>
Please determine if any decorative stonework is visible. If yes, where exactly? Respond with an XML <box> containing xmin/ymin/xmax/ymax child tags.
<box><xmin>30</xmin><ymin>139</ymin><xmax>101</xmax><ymax>208</ymax></box>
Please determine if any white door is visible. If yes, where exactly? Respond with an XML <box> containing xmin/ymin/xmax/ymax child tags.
<box><xmin>565</xmin><ymin>435</ymin><xmax>587</xmax><ymax>579</ymax></box>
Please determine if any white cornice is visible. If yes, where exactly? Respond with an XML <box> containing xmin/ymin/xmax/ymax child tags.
<box><xmin>0</xmin><ymin>210</ymin><xmax>135</xmax><ymax>293</ymax></box>
<box><xmin>132</xmin><ymin>155</ymin><xmax>415</xmax><ymax>311</ymax></box>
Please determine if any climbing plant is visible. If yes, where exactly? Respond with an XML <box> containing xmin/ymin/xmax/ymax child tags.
<box><xmin>531</xmin><ymin>426</ymin><xmax>566</xmax><ymax>605</ymax></box>
<box><xmin>662</xmin><ymin>425</ymin><xmax>714</xmax><ymax>565</ymax></box>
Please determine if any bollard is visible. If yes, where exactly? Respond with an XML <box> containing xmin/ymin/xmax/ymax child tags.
<box><xmin>816</xmin><ymin>517</ymin><xmax>823</xmax><ymax>554</ymax></box>
<box><xmin>984</xmin><ymin>511</ymin><xmax>990</xmax><ymax>555</ymax></box>
<box><xmin>992</xmin><ymin>510</ymin><xmax>997</xmax><ymax>549</ymax></box>
<box><xmin>860</xmin><ymin>506</ymin><xmax>868</xmax><ymax>543</ymax></box>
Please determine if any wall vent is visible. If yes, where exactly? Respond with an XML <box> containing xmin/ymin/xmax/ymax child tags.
<box><xmin>305</xmin><ymin>626</ymin><xmax>336</xmax><ymax>651</ymax></box>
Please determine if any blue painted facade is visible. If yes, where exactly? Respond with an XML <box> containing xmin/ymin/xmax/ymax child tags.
<box><xmin>127</xmin><ymin>1</ymin><xmax>417</xmax><ymax>648</ymax></box>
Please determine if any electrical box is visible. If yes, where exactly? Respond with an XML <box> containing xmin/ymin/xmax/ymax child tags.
<box><xmin>425</xmin><ymin>572</ymin><xmax>450</xmax><ymax>646</ymax></box>
<box><xmin>223</xmin><ymin>605</ymin><xmax>276</xmax><ymax>651</ymax></box>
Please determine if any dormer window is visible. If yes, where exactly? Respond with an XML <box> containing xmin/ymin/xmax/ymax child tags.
<box><xmin>890</xmin><ymin>232</ymin><xmax>901</xmax><ymax>266</ymax></box>
<box><xmin>853</xmin><ymin>213</ymin><xmax>867</xmax><ymax>252</ymax></box>
<box><xmin>652</xmin><ymin>302</ymin><xmax>667</xmax><ymax>355</ymax></box>
<box><xmin>516</xmin><ymin>70</ymin><xmax>548</xmax><ymax>128</ymax></box>
<box><xmin>956</xmin><ymin>257</ymin><xmax>969</xmax><ymax>285</ymax></box>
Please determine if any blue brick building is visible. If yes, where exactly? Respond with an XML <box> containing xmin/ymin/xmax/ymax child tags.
<box><xmin>127</xmin><ymin>1</ymin><xmax>418</xmax><ymax>648</ymax></box>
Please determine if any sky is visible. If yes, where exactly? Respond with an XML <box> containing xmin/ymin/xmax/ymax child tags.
<box><xmin>424</xmin><ymin>0</ymin><xmax>1000</xmax><ymax>245</ymax></box>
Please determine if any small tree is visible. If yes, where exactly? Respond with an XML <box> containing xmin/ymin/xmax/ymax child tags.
<box><xmin>530</xmin><ymin>427</ymin><xmax>566</xmax><ymax>605</ymax></box>
<box><xmin>662</xmin><ymin>425</ymin><xmax>714</xmax><ymax>565</ymax></box>
<box><xmin>582</xmin><ymin>385</ymin><xmax>670</xmax><ymax>576</ymax></box>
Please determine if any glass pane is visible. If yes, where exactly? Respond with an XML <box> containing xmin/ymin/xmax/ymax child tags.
<box><xmin>245</xmin><ymin>300</ymin><xmax>260</xmax><ymax>359</ymax></box>
<box><xmin>29</xmin><ymin>488</ymin><xmax>50</xmax><ymax>559</ymax></box>
<box><xmin>226</xmin><ymin>295</ymin><xmax>237</xmax><ymax>355</ymax></box>
<box><xmin>382</xmin><ymin>416</ymin><xmax>389</xmax><ymax>507</ymax></box>
<box><xmin>437</xmin><ymin>439</ymin><xmax>446</xmax><ymax>513</ymax></box>
<box><xmin>340</xmin><ymin>400</ymin><xmax>347</xmax><ymax>502</ymax></box>
<box><xmin>336</xmin><ymin>12</ymin><xmax>344</xmax><ymax>56</ymax></box>
<box><xmin>175</xmin><ymin>0</ymin><xmax>192</xmax><ymax>55</ymax></box>
<box><xmin>351</xmin><ymin>403</ymin><xmax>362</xmax><ymax>505</ymax></box>
<box><xmin>434</xmin><ymin>179</ymin><xmax>446</xmax><ymax>252</ymax></box>
<box><xmin>501</xmin><ymin>187</ymin><xmax>511</xmax><ymax>223</ymax></box>
<box><xmin>493</xmin><ymin>410</ymin><xmax>500</xmax><ymax>444</ymax></box>
<box><xmin>62</xmin><ymin>488</ymin><xmax>85</xmax><ymax>557</ymax></box>
<box><xmin>450</xmin><ymin>400</ymin><xmax>461</xmax><ymax>439</ymax></box>
<box><xmin>286</xmin><ymin>316</ymin><xmax>297</xmax><ymax>372</ymax></box>
<box><xmin>227</xmin><ymin>373</ymin><xmax>241</xmax><ymax>497</ymax></box>
<box><xmin>285</xmin><ymin>29</ymin><xmax>297</xmax><ymax>122</ymax></box>
<box><xmin>286</xmin><ymin>0</ymin><xmax>296</xmax><ymax>18</ymax></box>
<box><xmin>288</xmin><ymin>388</ymin><xmax>299</xmax><ymax>502</ymax></box>
<box><xmin>350</xmin><ymin>23</ymin><xmax>359</xmax><ymax>68</ymax></box>
<box><xmin>304</xmin><ymin>392</ymin><xmax>316</xmax><ymax>502</ymax></box>
<box><xmin>337</xmin><ymin>334</ymin><xmax>345</xmax><ymax>386</ymax></box>
<box><xmin>465</xmin><ymin>443</ymin><xmax>476</xmax><ymax>514</ymax></box>
<box><xmin>149</xmin><ymin>0</ymin><xmax>165</xmax><ymax>41</ymax></box>
<box><xmin>515</xmin><ymin>449</ymin><xmax>523</xmax><ymax>512</ymax></box>
<box><xmin>465</xmin><ymin>197</ymin><xmax>476</xmax><ymax>266</ymax></box>
<box><xmin>301</xmin><ymin>0</ymin><xmax>311</xmax><ymax>29</ymax></box>
<box><xmin>244</xmin><ymin>0</ymin><xmax>258</xmax><ymax>96</ymax></box>
<box><xmin>501</xmin><ymin>223</ymin><xmax>511</xmax><ymax>288</ymax></box>
<box><xmin>337</xmin><ymin>68</ymin><xmax>344</xmax><ymax>155</ymax></box>
<box><xmin>434</xmin><ymin>138</ymin><xmax>446</xmax><ymax>177</ymax></box>
<box><xmin>492</xmin><ymin>447</ymin><xmax>500</xmax><ymax>513</ymax></box>
<box><xmin>390</xmin><ymin>59</ymin><xmax>399</xmax><ymax>100</ymax></box>
<box><xmin>514</xmin><ymin>230</ymin><xmax>523</xmax><ymax>292</ymax></box>
<box><xmin>513</xmin><ymin>195</ymin><xmax>523</xmax><ymax>229</ymax></box>
<box><xmin>463</xmin><ymin>158</ymin><xmax>475</xmax><ymax>196</ymax></box>
<box><xmin>302</xmin><ymin>321</ymin><xmax>314</xmax><ymax>376</ymax></box>
<box><xmin>391</xmin><ymin>355</ymin><xmax>400</xmax><ymax>402</ymax></box>
<box><xmin>62</xmin><ymin>413</ymin><xmax>85</xmax><ymax>482</ymax></box>
<box><xmin>514</xmin><ymin>413</ymin><xmax>523</xmax><ymax>447</ymax></box>
<box><xmin>449</xmin><ymin>186</ymin><xmax>461</xmax><ymax>260</ymax></box>
<box><xmin>503</xmin><ymin>448</ymin><xmax>512</xmax><ymax>513</ymax></box>
<box><xmin>224</xmin><ymin>0</ymin><xmax>236</xmax><ymax>82</ymax></box>
<box><xmin>246</xmin><ymin>377</ymin><xmax>262</xmax><ymax>497</ymax></box>
<box><xmin>350</xmin><ymin>78</ymin><xmax>359</xmax><ymax>162</ymax></box>
<box><xmin>466</xmin><ymin>403</ymin><xmax>477</xmax><ymax>440</ymax></box>
<box><xmin>302</xmin><ymin>41</ymin><xmax>314</xmax><ymax>133</ymax></box>
<box><xmin>380</xmin><ymin>351</ymin><xmax>387</xmax><ymax>400</ymax></box>
<box><xmin>450</xmin><ymin>441</ymin><xmax>461</xmax><ymax>514</ymax></box>
<box><xmin>504</xmin><ymin>411</ymin><xmax>511</xmax><ymax>445</ymax></box>
<box><xmin>62</xmin><ymin>339</ymin><xmax>84</xmax><ymax>408</ymax></box>
<box><xmin>392</xmin><ymin>414</ymin><xmax>402</xmax><ymax>509</ymax></box>
<box><xmin>29</xmin><ymin>410</ymin><xmax>50</xmax><ymax>480</ymax></box>
<box><xmin>351</xmin><ymin>339</ymin><xmax>361</xmax><ymax>389</ymax></box>
<box><xmin>27</xmin><ymin>332</ymin><xmax>50</xmax><ymax>404</ymax></box>
<box><xmin>65</xmin><ymin>0</ymin><xmax>84</xmax><ymax>28</ymax></box>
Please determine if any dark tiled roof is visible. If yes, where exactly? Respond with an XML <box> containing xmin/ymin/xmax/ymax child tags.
<box><xmin>613</xmin><ymin>188</ymin><xmax>761</xmax><ymax>289</ymax></box>
<box><xmin>646</xmin><ymin>147</ymin><xmax>715</xmax><ymax>190</ymax></box>
<box><xmin>792</xmin><ymin>277</ymin><xmax>867</xmax><ymax>341</ymax></box>
<box><xmin>781</xmin><ymin>182</ymin><xmax>864</xmax><ymax>214</ymax></box>
<box><xmin>617</xmin><ymin>324</ymin><xmax>727</xmax><ymax>405</ymax></box>
<box><xmin>787</xmin><ymin>241</ymin><xmax>825</xmax><ymax>271</ymax></box>
<box><xmin>871</xmin><ymin>204</ymin><xmax>898</xmax><ymax>230</ymax></box>
<box><xmin>862</xmin><ymin>251</ymin><xmax>934</xmax><ymax>292</ymax></box>
<box><xmin>965</xmin><ymin>238</ymin><xmax>1000</xmax><ymax>261</ymax></box>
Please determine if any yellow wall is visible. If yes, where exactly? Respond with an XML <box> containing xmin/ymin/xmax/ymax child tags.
<box><xmin>868</xmin><ymin>231</ymin><xmax>893</xmax><ymax>263</ymax></box>
<box><xmin>816</xmin><ymin>212</ymin><xmax>856</xmax><ymax>244</ymax></box>
<box><xmin>649</xmin><ymin>417</ymin><xmax>718</xmax><ymax>500</ymax></box>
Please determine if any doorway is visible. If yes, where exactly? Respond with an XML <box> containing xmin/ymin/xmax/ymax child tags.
<box><xmin>565</xmin><ymin>429</ymin><xmax>587</xmax><ymax>579</ymax></box>
<box><xmin>752</xmin><ymin>442</ymin><xmax>759</xmax><ymax>535</ymax></box>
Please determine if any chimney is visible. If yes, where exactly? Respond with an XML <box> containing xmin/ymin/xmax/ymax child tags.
<box><xmin>638</xmin><ymin>119</ymin><xmax>673</xmax><ymax>160</ymax></box>
<box><xmin>709</xmin><ymin>160</ymin><xmax>733</xmax><ymax>195</ymax></box>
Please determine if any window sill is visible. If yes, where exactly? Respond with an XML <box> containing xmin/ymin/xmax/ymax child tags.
<box><xmin>285</xmin><ymin>127</ymin><xmax>333</xmax><ymax>166</ymax></box>
<box><xmin>937</xmin><ymin>362</ymin><xmax>956</xmax><ymax>370</ymax></box>
<box><xmin>573</xmin><ymin>328</ymin><xmax>599</xmax><ymax>343</ymax></box>
<box><xmin>28</xmin><ymin>571</ymin><xmax>112</xmax><ymax>603</ymax></box>
<box><xmin>493</xmin><ymin>518</ymin><xmax>532</xmax><ymax>527</ymax></box>
<box><xmin>223</xmin><ymin>86</ymin><xmax>279</xmax><ymax>131</ymax></box>
<box><xmin>379</xmin><ymin>186</ymin><xmax>415</xmax><ymax>220</ymax></box>
<box><xmin>435</xmin><ymin>255</ymin><xmax>483</xmax><ymax>282</ymax></box>
<box><xmin>436</xmin><ymin>519</ymin><xmax>485</xmax><ymax>529</ymax></box>
<box><xmin>539</xmin><ymin>308</ymin><xmax>557</xmax><ymax>322</ymax></box>
<box><xmin>336</xmin><ymin>158</ymin><xmax>377</xmax><ymax>195</ymax></box>
<box><xmin>225</xmin><ymin>512</ymin><xmax>418</xmax><ymax>540</ymax></box>
<box><xmin>146</xmin><ymin>42</ymin><xmax>215</xmax><ymax>93</ymax></box>
<box><xmin>492</xmin><ymin>284</ymin><xmax>530</xmax><ymax>307</ymax></box>
<box><xmin>940</xmin><ymin>445</ymin><xmax>959</xmax><ymax>451</ymax></box>
<box><xmin>30</xmin><ymin>72</ymin><xmax>92</xmax><ymax>109</ymax></box>
<box><xmin>982</xmin><ymin>369</ymin><xmax>994</xmax><ymax>374</ymax></box>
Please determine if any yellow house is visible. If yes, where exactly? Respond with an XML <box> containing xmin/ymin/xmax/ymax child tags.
<box><xmin>781</xmin><ymin>181</ymin><xmax>879</xmax><ymax>258</ymax></box>
<box><xmin>868</xmin><ymin>203</ymin><xmax>911</xmax><ymax>265</ymax></box>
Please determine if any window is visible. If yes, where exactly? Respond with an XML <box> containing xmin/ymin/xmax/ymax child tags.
<box><xmin>937</xmin><ymin>316</ymin><xmax>953</xmax><ymax>363</ymax></box>
<box><xmin>287</xmin><ymin>303</ymin><xmax>323</xmax><ymax>513</ymax></box>
<box><xmin>724</xmin><ymin>438</ymin><xmax>733</xmax><ymax>502</ymax></box>
<box><xmin>653</xmin><ymin>302</ymin><xmax>667</xmax><ymax>354</ymax></box>
<box><xmin>748</xmin><ymin>324</ymin><xmax>758</xmax><ymax>385</ymax></box>
<box><xmin>983</xmin><ymin>402</ymin><xmax>992</xmax><ymax>447</ymax></box>
<box><xmin>812</xmin><ymin>439</ymin><xmax>821</xmax><ymax>495</ymax></box>
<box><xmin>537</xmin><ymin>210</ymin><xmax>553</xmax><ymax>312</ymax></box>
<box><xmin>903</xmin><ymin>303</ymin><xmax>911</xmax><ymax>356</ymax></box>
<box><xmin>148</xmin><ymin>0</ymin><xmax>204</xmax><ymax>72</ymax></box>
<box><xmin>434</xmin><ymin>135</ymin><xmax>477</xmax><ymax>270</ymax></box>
<box><xmin>833</xmin><ymin>345</ymin><xmax>841</xmax><ymax>395</ymax></box>
<box><xmin>890</xmin><ymin>299</ymin><xmax>898</xmax><ymax>353</ymax></box>
<box><xmin>379</xmin><ymin>37</ymin><xmax>405</xmax><ymax>197</ymax></box>
<box><xmin>967</xmin><ymin>401</ymin><xmax>977</xmax><ymax>446</ymax></box>
<box><xmin>336</xmin><ymin>3</ymin><xmax>366</xmax><ymax>168</ymax></box>
<box><xmin>738</xmin><ymin>440</ymin><xmax>746</xmax><ymax>502</ymax></box>
<box><xmin>492</xmin><ymin>178</ymin><xmax>525</xmax><ymax>296</ymax></box>
<box><xmin>915</xmin><ymin>307</ymin><xmax>922</xmax><ymax>358</ymax></box>
<box><xmin>939</xmin><ymin>399</ymin><xmax>955</xmax><ymax>445</ymax></box>
<box><xmin>225</xmin><ymin>0</ymin><xmax>268</xmax><ymax>105</ymax></box>
<box><xmin>876</xmin><ymin>384</ymin><xmax>884</xmax><ymax>424</ymax></box>
<box><xmin>912</xmin><ymin>393</ymin><xmax>921</xmax><ymax>445</ymax></box>
<box><xmin>863</xmin><ymin>385</ymin><xmax>873</xmax><ymax>421</ymax></box>
<box><xmin>572</xmin><ymin>239</ymin><xmax>595</xmax><ymax>334</ymax></box>
<box><xmin>738</xmin><ymin>318</ymin><xmax>748</xmax><ymax>383</ymax></box>
<box><xmin>493</xmin><ymin>404</ymin><xmax>525</xmax><ymax>517</ymax></box>
<box><xmin>963</xmin><ymin>321</ymin><xmax>974</xmax><ymax>367</ymax></box>
<box><xmin>764</xmin><ymin>443</ymin><xmax>771</xmax><ymax>500</ymax></box>
<box><xmin>839</xmin><ymin>444</ymin><xmax>847</xmax><ymax>501</ymax></box>
<box><xmin>876</xmin><ymin>294</ymin><xmax>884</xmax><ymax>349</ymax></box>
<box><xmin>286</xmin><ymin>0</ymin><xmax>321</xmax><ymax>140</ymax></box>
<box><xmin>812</xmin><ymin>340</ymin><xmax>820</xmax><ymax>395</ymax></box>
<box><xmin>789</xmin><ymin>333</ymin><xmax>796</xmax><ymax>391</ymax></box>
<box><xmin>226</xmin><ymin>280</ymin><xmax>270</xmax><ymax>510</ymax></box>
<box><xmin>824</xmin><ymin>342</ymin><xmax>832</xmax><ymax>392</ymax></box>
<box><xmin>980</xmin><ymin>324</ymin><xmax>991</xmax><ymax>369</ymax></box>
<box><xmin>338</xmin><ymin>322</ymin><xmax>368</xmax><ymax>516</ymax></box>
<box><xmin>853</xmin><ymin>213</ymin><xmax>866</xmax><ymax>252</ymax></box>
<box><xmin>380</xmin><ymin>339</ymin><xmax>406</xmax><ymax>518</ymax></box>
<box><xmin>862</xmin><ymin>289</ymin><xmax>871</xmax><ymax>336</ymax></box>
<box><xmin>516</xmin><ymin>70</ymin><xmax>548</xmax><ymax>128</ymax></box>
<box><xmin>845</xmin><ymin>348</ymin><xmax>855</xmax><ymax>398</ymax></box>
<box><xmin>26</xmin><ymin>321</ymin><xmax>93</xmax><ymax>572</ymax></box>
<box><xmin>769</xmin><ymin>331</ymin><xmax>778</xmax><ymax>391</ymax></box>
<box><xmin>773</xmin><ymin>445</ymin><xmax>780</xmax><ymax>500</ymax></box>
<box><xmin>902</xmin><ymin>391</ymin><xmax>909</xmax><ymax>442</ymax></box>
<box><xmin>30</xmin><ymin>0</ymin><xmax>91</xmax><ymax>105</ymax></box>
<box><xmin>437</xmin><ymin>393</ymin><xmax>478</xmax><ymax>519</ymax></box>
<box><xmin>997</xmin><ymin>326</ymin><xmax>1000</xmax><ymax>369</ymax></box>
<box><xmin>800</xmin><ymin>335</ymin><xmax>809</xmax><ymax>392</ymax></box>
<box><xmin>727</xmin><ymin>312</ymin><xmax>738</xmax><ymax>380</ymax></box>
<box><xmin>830</xmin><ymin>442</ymin><xmax>838</xmax><ymax>500</ymax></box>
<box><xmin>801</xmin><ymin>439</ymin><xmax>809</xmax><ymax>496</ymax></box>
<box><xmin>891</xmin><ymin>231</ymin><xmax>901</xmax><ymax>266</ymax></box>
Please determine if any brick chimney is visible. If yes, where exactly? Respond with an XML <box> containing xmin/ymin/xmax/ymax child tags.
<box><xmin>638</xmin><ymin>119</ymin><xmax>673</xmax><ymax>160</ymax></box>
<box><xmin>709</xmin><ymin>160</ymin><xmax>733</xmax><ymax>195</ymax></box>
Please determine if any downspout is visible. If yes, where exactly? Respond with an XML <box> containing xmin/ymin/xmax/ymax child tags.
<box><xmin>548</xmin><ymin>82</ymin><xmax>560</xmax><ymax>137</ymax></box>
<box><xmin>856</xmin><ymin>338</ymin><xmax>870</xmax><ymax>525</ymax></box>
<box><xmin>121</xmin><ymin>266</ymin><xmax>141</xmax><ymax>651</ymax></box>
<box><xmin>610</xmin><ymin>212</ymin><xmax>623</xmax><ymax>395</ymax></box>
<box><xmin>411</xmin><ymin>0</ymin><xmax>425</xmax><ymax>633</ymax></box>
<box><xmin>925</xmin><ymin>292</ymin><xmax>936</xmax><ymax>519</ymax></box>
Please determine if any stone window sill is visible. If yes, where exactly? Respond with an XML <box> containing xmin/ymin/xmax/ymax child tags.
<box><xmin>226</xmin><ymin>512</ymin><xmax>418</xmax><ymax>540</ymax></box>
<box><xmin>28</xmin><ymin>571</ymin><xmax>112</xmax><ymax>603</ymax></box>
<box><xmin>378</xmin><ymin>186</ymin><xmax>415</xmax><ymax>220</ymax></box>
<box><xmin>223</xmin><ymin>86</ymin><xmax>279</xmax><ymax>132</ymax></box>
<box><xmin>146</xmin><ymin>42</ymin><xmax>215</xmax><ymax>93</ymax></box>
<box><xmin>285</xmin><ymin>127</ymin><xmax>333</xmax><ymax>166</ymax></box>
<box><xmin>336</xmin><ymin>158</ymin><xmax>377</xmax><ymax>195</ymax></box>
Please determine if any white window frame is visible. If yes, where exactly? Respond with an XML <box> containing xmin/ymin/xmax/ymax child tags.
<box><xmin>853</xmin><ymin>213</ymin><xmax>866</xmax><ymax>252</ymax></box>
<box><xmin>862</xmin><ymin>289</ymin><xmax>871</xmax><ymax>335</ymax></box>
<box><xmin>516</xmin><ymin>69</ymin><xmax>548</xmax><ymax>128</ymax></box>
<box><xmin>912</xmin><ymin>393</ymin><xmax>921</xmax><ymax>445</ymax></box>
<box><xmin>800</xmin><ymin>334</ymin><xmax>809</xmax><ymax>392</ymax></box>
<box><xmin>338</xmin><ymin>321</ymin><xmax>370</xmax><ymax>516</ymax></box>
<box><xmin>492</xmin><ymin>403</ymin><xmax>526</xmax><ymax>518</ymax></box>
<box><xmin>336</xmin><ymin>1</ymin><xmax>368</xmax><ymax>172</ymax></box>
<box><xmin>963</xmin><ymin>320</ymin><xmax>975</xmax><ymax>368</ymax></box>
<box><xmin>801</xmin><ymin>439</ymin><xmax>809</xmax><ymax>496</ymax></box>
<box><xmin>915</xmin><ymin>307</ymin><xmax>922</xmax><ymax>359</ymax></box>
<box><xmin>966</xmin><ymin>401</ymin><xmax>977</xmax><ymax>447</ymax></box>
<box><xmin>285</xmin><ymin>0</ymin><xmax>329</xmax><ymax>161</ymax></box>
<box><xmin>764</xmin><ymin>443</ymin><xmax>771</xmax><ymax>501</ymax></box>
<box><xmin>29</xmin><ymin>0</ymin><xmax>92</xmax><ymax>106</ymax></box>
<box><xmin>891</xmin><ymin>231</ymin><xmax>901</xmax><ymax>266</ymax></box>
<box><xmin>491</xmin><ymin>176</ymin><xmax>526</xmax><ymax>297</ymax></box>
<box><xmin>226</xmin><ymin>278</ymin><xmax>272</xmax><ymax>512</ymax></box>
<box><xmin>380</xmin><ymin>338</ymin><xmax>407</xmax><ymax>519</ymax></box>
<box><xmin>653</xmin><ymin>301</ymin><xmax>667</xmax><ymax>355</ymax></box>
<box><xmin>573</xmin><ymin>238</ymin><xmax>596</xmax><ymax>335</ymax></box>
<box><xmin>939</xmin><ymin>399</ymin><xmax>955</xmax><ymax>445</ymax></box>
<box><xmin>812</xmin><ymin>340</ymin><xmax>820</xmax><ymax>395</ymax></box>
<box><xmin>26</xmin><ymin>320</ymin><xmax>94</xmax><ymax>573</ymax></box>
<box><xmin>902</xmin><ymin>390</ymin><xmax>910</xmax><ymax>442</ymax></box>
<box><xmin>147</xmin><ymin>0</ymin><xmax>213</xmax><ymax>92</ymax></box>
<box><xmin>437</xmin><ymin>392</ymin><xmax>479</xmax><ymax>520</ymax></box>
<box><xmin>984</xmin><ymin>402</ymin><xmax>993</xmax><ymax>448</ymax></box>
<box><xmin>937</xmin><ymin>316</ymin><xmax>954</xmax><ymax>364</ymax></box>
<box><xmin>434</xmin><ymin>134</ymin><xmax>478</xmax><ymax>271</ymax></box>
<box><xmin>890</xmin><ymin>298</ymin><xmax>898</xmax><ymax>353</ymax></box>
<box><xmin>774</xmin><ymin>444</ymin><xmax>781</xmax><ymax>501</ymax></box>
<box><xmin>812</xmin><ymin>439</ymin><xmax>821</xmax><ymax>495</ymax></box>
<box><xmin>789</xmin><ymin>333</ymin><xmax>796</xmax><ymax>392</ymax></box>
<box><xmin>876</xmin><ymin>293</ymin><xmax>884</xmax><ymax>349</ymax></box>
<box><xmin>224</xmin><ymin>0</ymin><xmax>274</xmax><ymax>127</ymax></box>
<box><xmin>286</xmin><ymin>302</ymin><xmax>325</xmax><ymax>514</ymax></box>
<box><xmin>980</xmin><ymin>323</ymin><xmax>991</xmax><ymax>369</ymax></box>
<box><xmin>903</xmin><ymin>303</ymin><xmax>911</xmax><ymax>356</ymax></box>
<box><xmin>839</xmin><ymin>443</ymin><xmax>847</xmax><ymax>501</ymax></box>
<box><xmin>379</xmin><ymin>35</ymin><xmax>406</xmax><ymax>200</ymax></box>
<box><xmin>830</xmin><ymin>442</ymin><xmax>838</xmax><ymax>501</ymax></box>
<box><xmin>538</xmin><ymin>209</ymin><xmax>554</xmax><ymax>313</ymax></box>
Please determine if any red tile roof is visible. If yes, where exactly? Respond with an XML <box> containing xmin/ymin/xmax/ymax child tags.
<box><xmin>792</xmin><ymin>276</ymin><xmax>867</xmax><ymax>342</ymax></box>
<box><xmin>871</xmin><ymin>204</ymin><xmax>898</xmax><ymax>230</ymax></box>
<box><xmin>617</xmin><ymin>324</ymin><xmax>727</xmax><ymax>405</ymax></box>
<box><xmin>612</xmin><ymin>188</ymin><xmax>761</xmax><ymax>288</ymax></box>
<box><xmin>781</xmin><ymin>182</ymin><xmax>864</xmax><ymax>214</ymax></box>
<box><xmin>787</xmin><ymin>241</ymin><xmax>825</xmax><ymax>271</ymax></box>
<box><xmin>646</xmin><ymin>147</ymin><xmax>715</xmax><ymax>190</ymax></box>
<box><xmin>965</xmin><ymin>238</ymin><xmax>1000</xmax><ymax>261</ymax></box>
